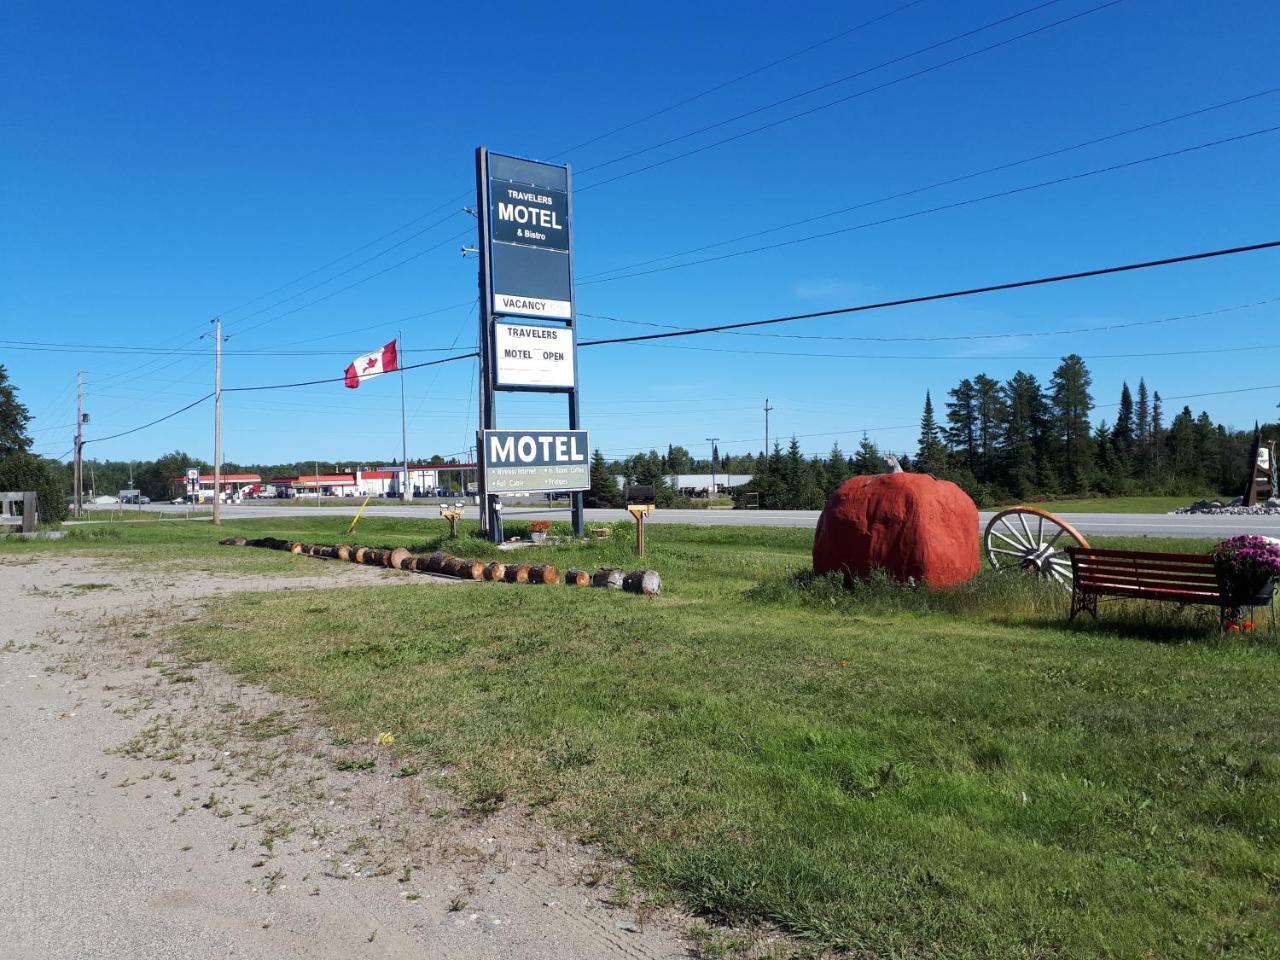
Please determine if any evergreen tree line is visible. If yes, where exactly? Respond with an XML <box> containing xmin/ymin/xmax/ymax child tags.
<box><xmin>919</xmin><ymin>354</ymin><xmax>1255</xmax><ymax>505</ymax></box>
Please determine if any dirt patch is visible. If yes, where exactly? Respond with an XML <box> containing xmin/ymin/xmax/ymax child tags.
<box><xmin>0</xmin><ymin>556</ymin><xmax>713</xmax><ymax>959</ymax></box>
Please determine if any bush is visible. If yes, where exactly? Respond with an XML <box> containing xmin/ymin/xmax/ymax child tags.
<box><xmin>0</xmin><ymin>452</ymin><xmax>68</xmax><ymax>525</ymax></box>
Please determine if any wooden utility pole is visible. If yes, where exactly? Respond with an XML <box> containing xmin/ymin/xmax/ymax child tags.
<box><xmin>211</xmin><ymin>317</ymin><xmax>223</xmax><ymax>525</ymax></box>
<box><xmin>74</xmin><ymin>370</ymin><xmax>84</xmax><ymax>518</ymax></box>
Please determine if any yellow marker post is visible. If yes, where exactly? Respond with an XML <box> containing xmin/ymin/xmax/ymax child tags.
<box><xmin>345</xmin><ymin>495</ymin><xmax>374</xmax><ymax>535</ymax></box>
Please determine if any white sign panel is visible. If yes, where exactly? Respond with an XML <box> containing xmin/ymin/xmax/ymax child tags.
<box><xmin>492</xmin><ymin>293</ymin><xmax>572</xmax><ymax>321</ymax></box>
<box><xmin>494</xmin><ymin>321</ymin><xmax>576</xmax><ymax>389</ymax></box>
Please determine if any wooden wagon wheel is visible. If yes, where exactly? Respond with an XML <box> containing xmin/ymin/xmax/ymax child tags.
<box><xmin>983</xmin><ymin>506</ymin><xmax>1089</xmax><ymax>588</ymax></box>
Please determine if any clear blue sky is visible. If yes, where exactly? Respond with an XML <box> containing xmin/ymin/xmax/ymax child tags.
<box><xmin>3</xmin><ymin>0</ymin><xmax>1278</xmax><ymax>468</ymax></box>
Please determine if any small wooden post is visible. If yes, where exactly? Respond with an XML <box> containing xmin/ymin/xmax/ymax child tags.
<box><xmin>440</xmin><ymin>506</ymin><xmax>464</xmax><ymax>538</ymax></box>
<box><xmin>627</xmin><ymin>504</ymin><xmax>653</xmax><ymax>556</ymax></box>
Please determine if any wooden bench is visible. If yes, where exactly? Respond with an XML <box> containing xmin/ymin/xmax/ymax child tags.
<box><xmin>1066</xmin><ymin>546</ymin><xmax>1229</xmax><ymax>622</ymax></box>
<box><xmin>0</xmin><ymin>491</ymin><xmax>39</xmax><ymax>535</ymax></box>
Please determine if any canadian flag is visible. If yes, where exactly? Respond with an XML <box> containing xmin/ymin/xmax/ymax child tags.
<box><xmin>344</xmin><ymin>340</ymin><xmax>398</xmax><ymax>389</ymax></box>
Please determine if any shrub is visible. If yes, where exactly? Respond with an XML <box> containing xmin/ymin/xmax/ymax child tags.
<box><xmin>0</xmin><ymin>452</ymin><xmax>68</xmax><ymax>525</ymax></box>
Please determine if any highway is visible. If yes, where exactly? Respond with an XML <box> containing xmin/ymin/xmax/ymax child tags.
<box><xmin>108</xmin><ymin>501</ymin><xmax>1280</xmax><ymax>540</ymax></box>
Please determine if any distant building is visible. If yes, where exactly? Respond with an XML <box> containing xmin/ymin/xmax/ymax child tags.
<box><xmin>173</xmin><ymin>473</ymin><xmax>263</xmax><ymax>501</ymax></box>
<box><xmin>666</xmin><ymin>473</ymin><xmax>752</xmax><ymax>497</ymax></box>
<box><xmin>264</xmin><ymin>464</ymin><xmax>478</xmax><ymax>499</ymax></box>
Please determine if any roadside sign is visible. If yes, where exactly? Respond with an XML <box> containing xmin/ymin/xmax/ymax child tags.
<box><xmin>486</xmin><ymin>154</ymin><xmax>574</xmax><ymax>322</ymax></box>
<box><xmin>481</xmin><ymin>429</ymin><xmax>589</xmax><ymax>494</ymax></box>
<box><xmin>475</xmin><ymin>147</ymin><xmax>586</xmax><ymax>542</ymax></box>
<box><xmin>494</xmin><ymin>320</ymin><xmax>575</xmax><ymax>390</ymax></box>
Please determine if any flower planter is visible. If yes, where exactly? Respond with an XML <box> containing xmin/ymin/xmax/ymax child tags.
<box><xmin>531</xmin><ymin>531</ymin><xmax>547</xmax><ymax>544</ymax></box>
<box><xmin>1222</xmin><ymin>575</ymin><xmax>1275</xmax><ymax>608</ymax></box>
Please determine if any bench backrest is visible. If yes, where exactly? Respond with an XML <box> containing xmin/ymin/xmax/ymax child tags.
<box><xmin>1066</xmin><ymin>547</ymin><xmax>1221</xmax><ymax>601</ymax></box>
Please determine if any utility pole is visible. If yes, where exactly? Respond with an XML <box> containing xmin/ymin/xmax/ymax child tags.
<box><xmin>763</xmin><ymin>398</ymin><xmax>773</xmax><ymax>457</ymax></box>
<box><xmin>706</xmin><ymin>437</ymin><xmax>720</xmax><ymax>499</ymax></box>
<box><xmin>211</xmin><ymin>317</ymin><xmax>223</xmax><ymax>525</ymax></box>
<box><xmin>74</xmin><ymin>370</ymin><xmax>84</xmax><ymax>518</ymax></box>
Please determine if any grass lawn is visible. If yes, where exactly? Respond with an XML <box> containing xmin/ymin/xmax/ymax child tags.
<box><xmin>5</xmin><ymin>517</ymin><xmax>1279</xmax><ymax>956</ymax></box>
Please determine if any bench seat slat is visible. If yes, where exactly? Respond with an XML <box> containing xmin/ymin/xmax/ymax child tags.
<box><xmin>1070</xmin><ymin>570</ymin><xmax>1218</xmax><ymax>586</ymax></box>
<box><xmin>1071</xmin><ymin>562</ymin><xmax>1220</xmax><ymax>581</ymax></box>
<box><xmin>1072</xmin><ymin>557</ymin><xmax>1218</xmax><ymax>575</ymax></box>
<box><xmin>1067</xmin><ymin>547</ymin><xmax>1214</xmax><ymax>565</ymax></box>
<box><xmin>1078</xmin><ymin>582</ymin><xmax>1221</xmax><ymax>603</ymax></box>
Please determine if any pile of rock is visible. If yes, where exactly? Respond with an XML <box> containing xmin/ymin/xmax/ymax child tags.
<box><xmin>1171</xmin><ymin>496</ymin><xmax>1280</xmax><ymax>515</ymax></box>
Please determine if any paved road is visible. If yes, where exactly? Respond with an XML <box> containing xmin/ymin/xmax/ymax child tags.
<box><xmin>106</xmin><ymin>502</ymin><xmax>1280</xmax><ymax>540</ymax></box>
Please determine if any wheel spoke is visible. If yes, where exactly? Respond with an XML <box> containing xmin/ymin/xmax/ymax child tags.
<box><xmin>1017</xmin><ymin>511</ymin><xmax>1035</xmax><ymax>548</ymax></box>
<box><xmin>998</xmin><ymin>517</ymin><xmax>1032</xmax><ymax>549</ymax></box>
<box><xmin>991</xmin><ymin>529</ymin><xmax>1028</xmax><ymax>552</ymax></box>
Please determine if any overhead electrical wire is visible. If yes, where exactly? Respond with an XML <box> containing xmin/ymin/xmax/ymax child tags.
<box><xmin>76</xmin><ymin>239</ymin><xmax>1280</xmax><ymax>450</ymax></box>
<box><xmin>576</xmin><ymin>0</ymin><xmax>1126</xmax><ymax>192</ymax></box>
<box><xmin>548</xmin><ymin>0</ymin><xmax>931</xmax><ymax>159</ymax></box>
<box><xmin>579</xmin><ymin>240</ymin><xmax>1280</xmax><ymax>347</ymax></box>
<box><xmin>578</xmin><ymin>86</ymin><xmax>1280</xmax><ymax>281</ymax></box>
<box><xmin>215</xmin><ymin>195</ymin><xmax>472</xmax><ymax>321</ymax></box>
<box><xmin>82</xmin><ymin>393</ymin><xmax>216</xmax><ymax>446</ymax></box>
<box><xmin>581</xmin><ymin>125</ymin><xmax>1280</xmax><ymax>283</ymax></box>
<box><xmin>227</xmin><ymin>229</ymin><xmax>474</xmax><ymax>339</ymax></box>
<box><xmin>221</xmin><ymin>211</ymin><xmax>465</xmax><ymax>332</ymax></box>
<box><xmin>163</xmin><ymin>1</ymin><xmax>1095</xmax><ymax>344</ymax></box>
<box><xmin>581</xmin><ymin>296</ymin><xmax>1280</xmax><ymax>344</ymax></box>
<box><xmin>575</xmin><ymin>0</ymin><xmax>1075</xmax><ymax>179</ymax></box>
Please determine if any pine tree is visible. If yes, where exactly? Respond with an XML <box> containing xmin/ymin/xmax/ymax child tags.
<box><xmin>1050</xmin><ymin>354</ymin><xmax>1095</xmax><ymax>492</ymax></box>
<box><xmin>852</xmin><ymin>433</ymin><xmax>882</xmax><ymax>474</ymax></box>
<box><xmin>1134</xmin><ymin>379</ymin><xmax>1151</xmax><ymax>475</ymax></box>
<box><xmin>972</xmin><ymin>373</ymin><xmax>1007</xmax><ymax>480</ymax></box>
<box><xmin>585</xmin><ymin>449</ymin><xmax>621</xmax><ymax>507</ymax></box>
<box><xmin>0</xmin><ymin>365</ymin><xmax>32</xmax><ymax>457</ymax></box>
<box><xmin>1151</xmin><ymin>390</ymin><xmax>1165</xmax><ymax>477</ymax></box>
<box><xmin>916</xmin><ymin>391</ymin><xmax>947</xmax><ymax>475</ymax></box>
<box><xmin>825</xmin><ymin>442</ymin><xmax>848</xmax><ymax>495</ymax></box>
<box><xmin>1168</xmin><ymin>406</ymin><xmax>1197</xmax><ymax>486</ymax></box>
<box><xmin>1000</xmin><ymin>371</ymin><xmax>1049</xmax><ymax>497</ymax></box>
<box><xmin>945</xmin><ymin>378</ymin><xmax>978</xmax><ymax>472</ymax></box>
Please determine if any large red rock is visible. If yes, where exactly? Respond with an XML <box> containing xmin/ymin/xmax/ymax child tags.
<box><xmin>813</xmin><ymin>473</ymin><xmax>979</xmax><ymax>587</ymax></box>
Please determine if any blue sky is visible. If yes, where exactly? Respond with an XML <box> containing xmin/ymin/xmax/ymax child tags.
<box><xmin>3</xmin><ymin>0</ymin><xmax>1278</xmax><ymax>467</ymax></box>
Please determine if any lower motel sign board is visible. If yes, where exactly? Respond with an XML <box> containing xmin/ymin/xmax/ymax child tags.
<box><xmin>482</xmin><ymin>429</ymin><xmax>590</xmax><ymax>494</ymax></box>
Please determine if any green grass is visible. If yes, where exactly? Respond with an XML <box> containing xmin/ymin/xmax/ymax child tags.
<box><xmin>21</xmin><ymin>516</ymin><xmax>1264</xmax><ymax>956</ymax></box>
<box><xmin>995</xmin><ymin>495</ymin><xmax>1212</xmax><ymax>514</ymax></box>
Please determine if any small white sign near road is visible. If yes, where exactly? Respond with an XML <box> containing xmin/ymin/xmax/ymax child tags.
<box><xmin>494</xmin><ymin>321</ymin><xmax>575</xmax><ymax>389</ymax></box>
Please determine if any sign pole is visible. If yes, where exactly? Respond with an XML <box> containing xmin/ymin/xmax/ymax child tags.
<box><xmin>564</xmin><ymin>162</ymin><xmax>585</xmax><ymax>538</ymax></box>
<box><xmin>474</xmin><ymin>147</ymin><xmax>502</xmax><ymax>543</ymax></box>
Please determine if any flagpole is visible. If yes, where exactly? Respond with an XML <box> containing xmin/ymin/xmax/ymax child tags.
<box><xmin>399</xmin><ymin>330</ymin><xmax>409</xmax><ymax>503</ymax></box>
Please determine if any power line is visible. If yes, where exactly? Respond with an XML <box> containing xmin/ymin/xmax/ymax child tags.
<box><xmin>82</xmin><ymin>393</ymin><xmax>215</xmax><ymax>445</ymax></box>
<box><xmin>226</xmin><ymin>229</ymin><xmax>475</xmax><ymax>340</ymax></box>
<box><xmin>581</xmin><ymin>125</ymin><xmax>1280</xmax><ymax>283</ymax></box>
<box><xmin>548</xmin><ymin>0</ymin><xmax>930</xmax><ymax>159</ymax></box>
<box><xmin>581</xmin><ymin>296</ymin><xmax>1280</xmax><ymax>344</ymax></box>
<box><xmin>222</xmin><ymin>350</ymin><xmax>479</xmax><ymax>393</ymax></box>
<box><xmin>576</xmin><ymin>0</ymin><xmax>1125</xmax><ymax>192</ymax></box>
<box><xmin>222</xmin><ymin>211</ymin><xmax>465</xmax><ymax>332</ymax></box>
<box><xmin>215</xmin><ymin>194</ymin><xmax>472</xmax><ymax>321</ymax></box>
<box><xmin>578</xmin><ymin>240</ymin><xmax>1280</xmax><ymax>347</ymax></box>
<box><xmin>632</xmin><ymin>337</ymin><xmax>1280</xmax><ymax>363</ymax></box>
<box><xmin>578</xmin><ymin>86</ymin><xmax>1280</xmax><ymax>282</ymax></box>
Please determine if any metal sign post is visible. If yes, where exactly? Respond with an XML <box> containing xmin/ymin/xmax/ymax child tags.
<box><xmin>474</xmin><ymin>147</ymin><xmax>586</xmax><ymax>543</ymax></box>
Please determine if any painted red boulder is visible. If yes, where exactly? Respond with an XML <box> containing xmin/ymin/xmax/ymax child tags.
<box><xmin>813</xmin><ymin>472</ymin><xmax>979</xmax><ymax>587</ymax></box>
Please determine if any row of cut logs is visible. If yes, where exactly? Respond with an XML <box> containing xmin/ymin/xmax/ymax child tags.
<box><xmin>218</xmin><ymin>537</ymin><xmax>660</xmax><ymax>594</ymax></box>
